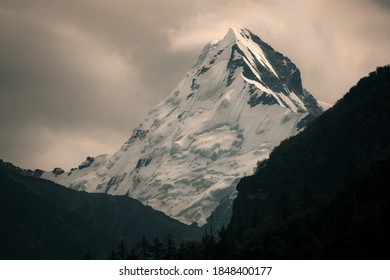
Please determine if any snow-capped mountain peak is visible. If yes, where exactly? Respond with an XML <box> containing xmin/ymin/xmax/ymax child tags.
<box><xmin>42</xmin><ymin>27</ymin><xmax>323</xmax><ymax>226</ymax></box>
<box><xmin>228</xmin><ymin>27</ymin><xmax>280</xmax><ymax>78</ymax></box>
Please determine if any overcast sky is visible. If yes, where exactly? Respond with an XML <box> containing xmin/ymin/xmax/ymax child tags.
<box><xmin>1</xmin><ymin>0</ymin><xmax>389</xmax><ymax>170</ymax></box>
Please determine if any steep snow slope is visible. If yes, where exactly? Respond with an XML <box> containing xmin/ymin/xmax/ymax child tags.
<box><xmin>43</xmin><ymin>27</ymin><xmax>323</xmax><ymax>226</ymax></box>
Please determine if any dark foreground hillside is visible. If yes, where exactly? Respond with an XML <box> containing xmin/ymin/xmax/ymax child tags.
<box><xmin>0</xmin><ymin>161</ymin><xmax>201</xmax><ymax>259</ymax></box>
<box><xmin>222</xmin><ymin>65</ymin><xmax>390</xmax><ymax>259</ymax></box>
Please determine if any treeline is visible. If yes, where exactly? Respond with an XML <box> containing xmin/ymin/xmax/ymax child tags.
<box><xmin>101</xmin><ymin>233</ymin><xmax>178</xmax><ymax>260</ymax></box>
<box><xmin>102</xmin><ymin>229</ymin><xmax>223</xmax><ymax>260</ymax></box>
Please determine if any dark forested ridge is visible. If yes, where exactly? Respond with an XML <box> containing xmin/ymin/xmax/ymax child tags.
<box><xmin>0</xmin><ymin>160</ymin><xmax>201</xmax><ymax>260</ymax></box>
<box><xmin>231</xmin><ymin>65</ymin><xmax>390</xmax><ymax>230</ymax></box>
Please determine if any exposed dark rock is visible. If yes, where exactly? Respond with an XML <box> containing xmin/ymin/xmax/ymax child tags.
<box><xmin>52</xmin><ymin>167</ymin><xmax>65</xmax><ymax>176</ymax></box>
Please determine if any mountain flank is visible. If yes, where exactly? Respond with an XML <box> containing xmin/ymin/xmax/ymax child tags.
<box><xmin>41</xmin><ymin>27</ymin><xmax>323</xmax><ymax>227</ymax></box>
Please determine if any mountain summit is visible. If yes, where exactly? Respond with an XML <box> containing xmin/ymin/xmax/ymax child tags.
<box><xmin>43</xmin><ymin>27</ymin><xmax>323</xmax><ymax>226</ymax></box>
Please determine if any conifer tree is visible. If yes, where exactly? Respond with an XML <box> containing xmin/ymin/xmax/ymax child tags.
<box><xmin>116</xmin><ymin>240</ymin><xmax>129</xmax><ymax>260</ymax></box>
<box><xmin>151</xmin><ymin>237</ymin><xmax>164</xmax><ymax>260</ymax></box>
<box><xmin>163</xmin><ymin>233</ymin><xmax>177</xmax><ymax>260</ymax></box>
<box><xmin>136</xmin><ymin>235</ymin><xmax>151</xmax><ymax>259</ymax></box>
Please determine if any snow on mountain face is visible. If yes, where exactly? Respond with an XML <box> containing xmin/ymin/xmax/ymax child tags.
<box><xmin>42</xmin><ymin>27</ymin><xmax>323</xmax><ymax>226</ymax></box>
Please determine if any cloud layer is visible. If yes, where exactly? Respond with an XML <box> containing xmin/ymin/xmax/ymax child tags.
<box><xmin>1</xmin><ymin>0</ymin><xmax>389</xmax><ymax>170</ymax></box>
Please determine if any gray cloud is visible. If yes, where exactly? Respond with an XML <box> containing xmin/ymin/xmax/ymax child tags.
<box><xmin>373</xmin><ymin>0</ymin><xmax>390</xmax><ymax>9</ymax></box>
<box><xmin>0</xmin><ymin>0</ymin><xmax>389</xmax><ymax>170</ymax></box>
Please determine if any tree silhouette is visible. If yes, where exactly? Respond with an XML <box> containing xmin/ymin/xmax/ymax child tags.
<box><xmin>116</xmin><ymin>240</ymin><xmax>129</xmax><ymax>260</ymax></box>
<box><xmin>151</xmin><ymin>237</ymin><xmax>164</xmax><ymax>260</ymax></box>
<box><xmin>136</xmin><ymin>235</ymin><xmax>151</xmax><ymax>260</ymax></box>
<box><xmin>163</xmin><ymin>233</ymin><xmax>177</xmax><ymax>260</ymax></box>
